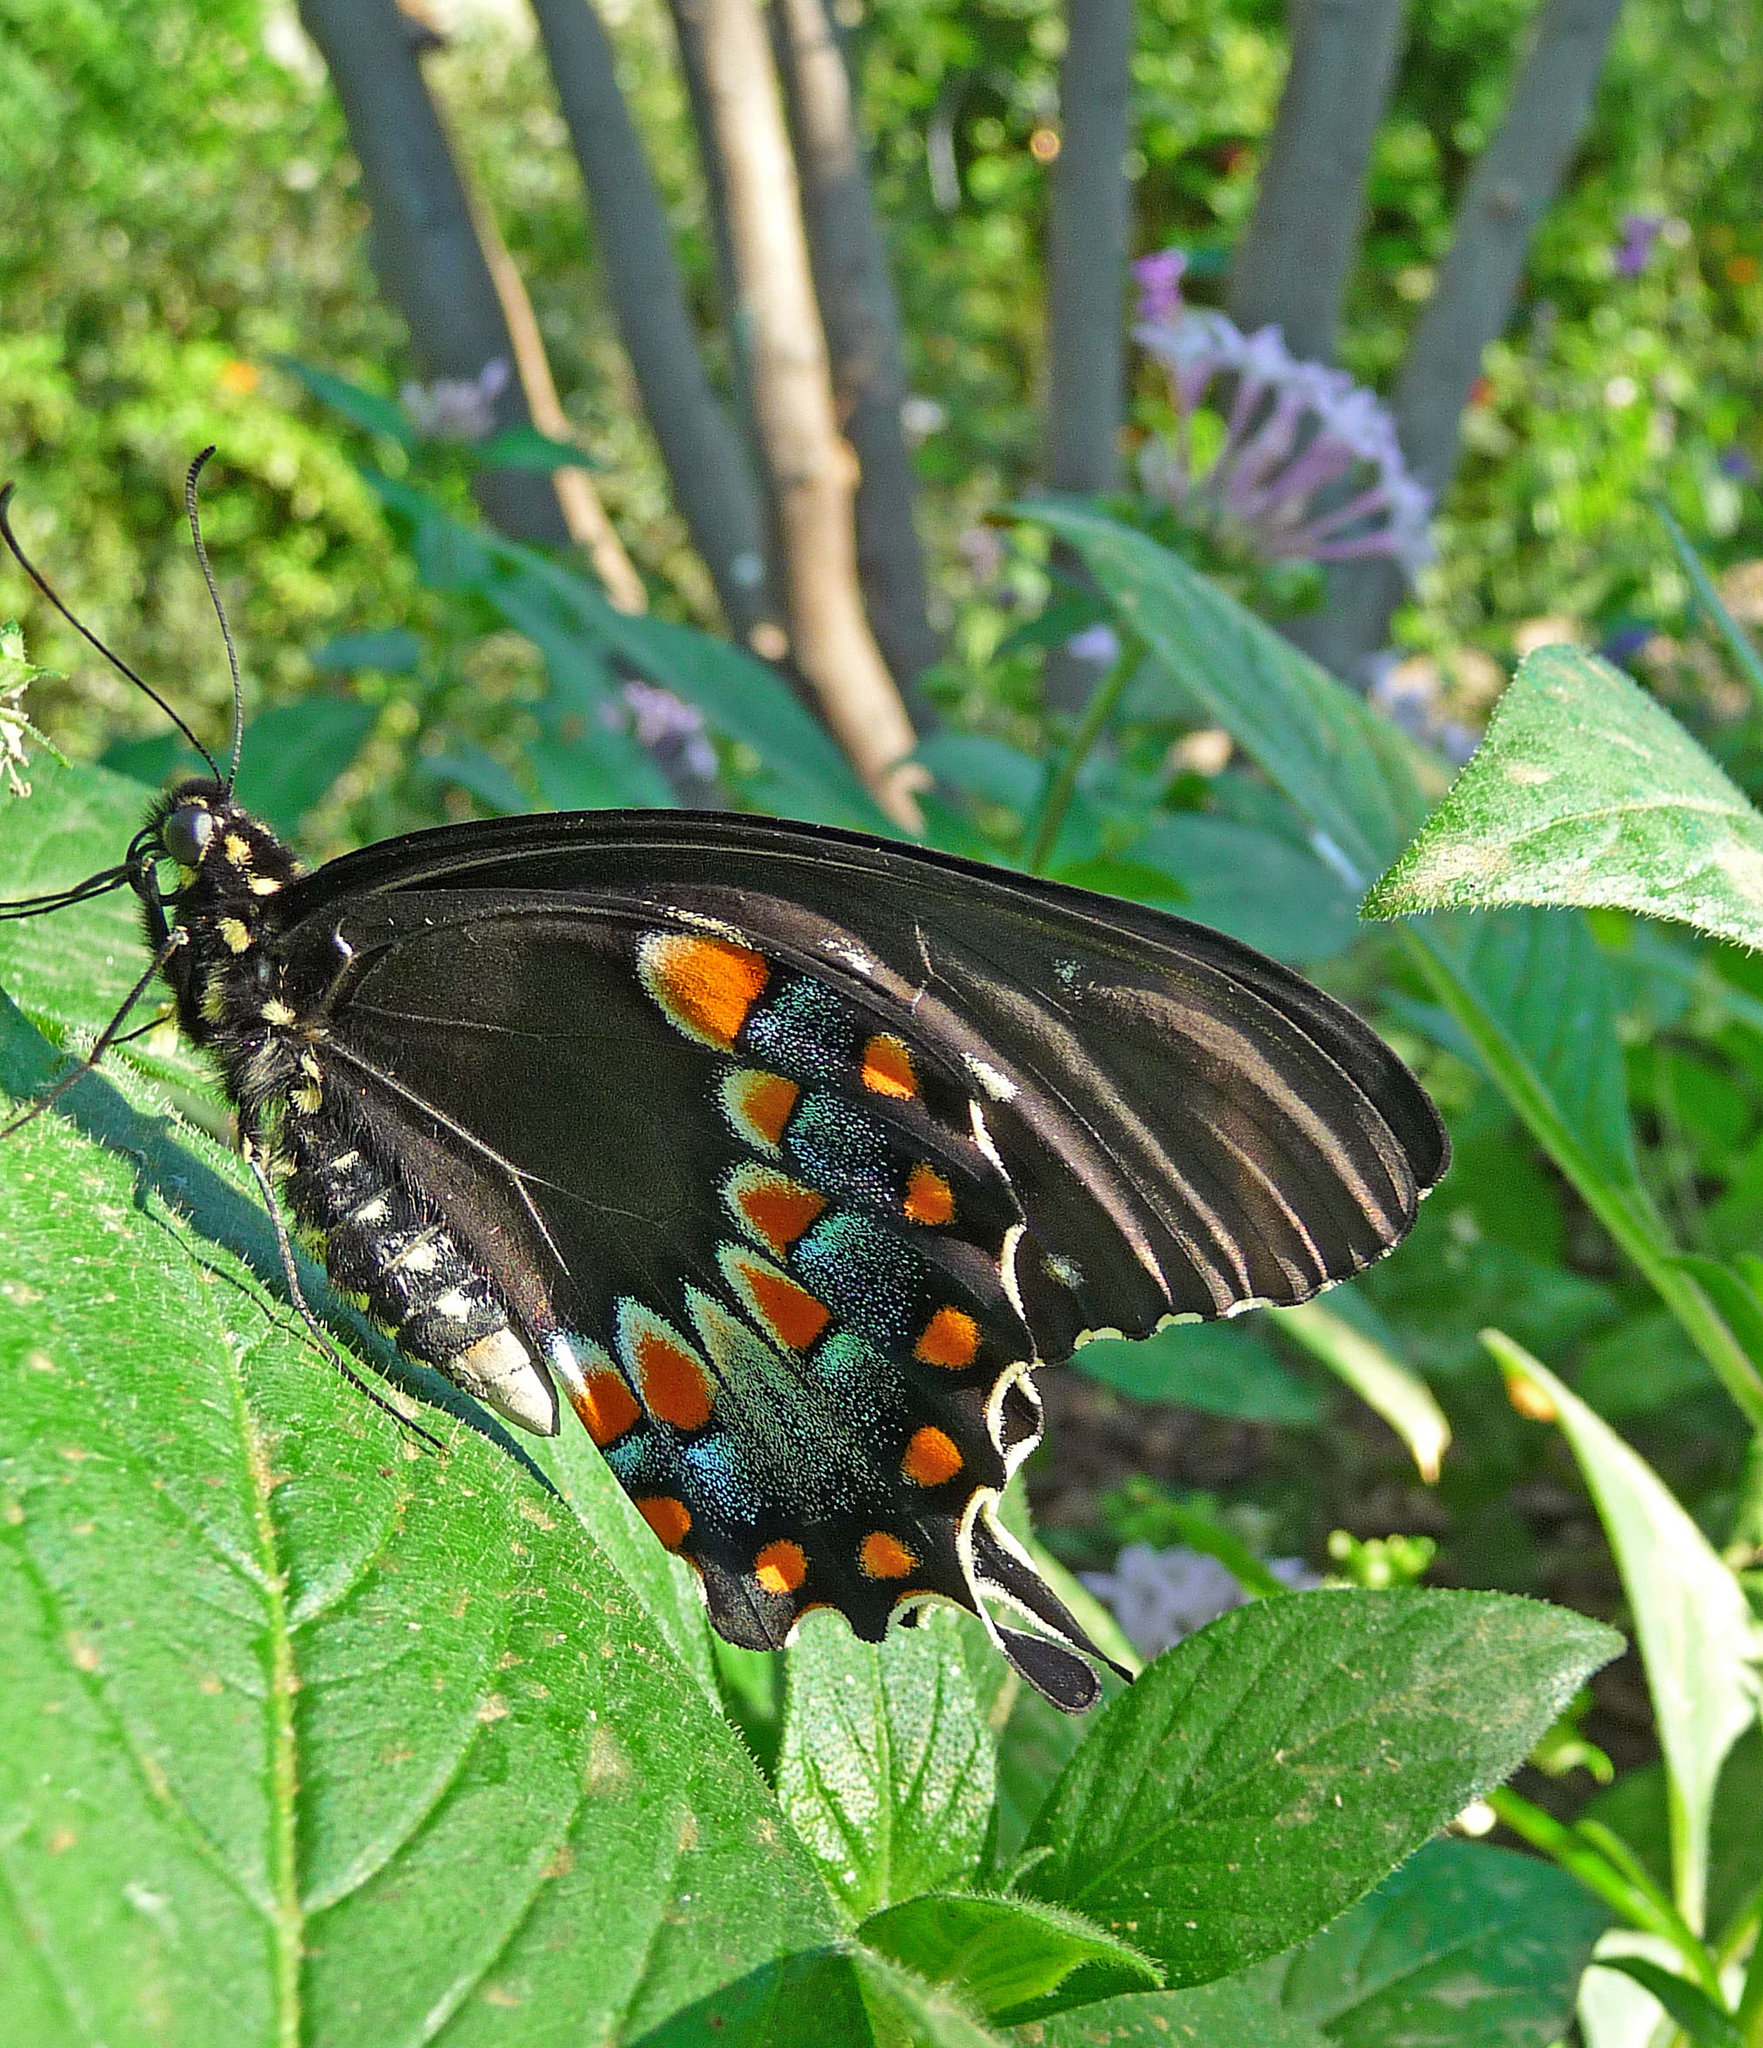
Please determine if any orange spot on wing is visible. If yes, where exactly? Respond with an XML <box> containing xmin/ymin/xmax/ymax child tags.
<box><xmin>735</xmin><ymin>1172</ymin><xmax>826</xmax><ymax>1254</ymax></box>
<box><xmin>730</xmin><ymin>1071</ymin><xmax>800</xmax><ymax>1150</ymax></box>
<box><xmin>571</xmin><ymin>1369</ymin><xmax>640</xmax><ymax>1447</ymax></box>
<box><xmin>754</xmin><ymin>1540</ymin><xmax>808</xmax><ymax>1595</ymax></box>
<box><xmin>859</xmin><ymin>1531</ymin><xmax>917</xmax><ymax>1579</ymax></box>
<box><xmin>646</xmin><ymin>935</ymin><xmax>769</xmax><ymax>1049</ymax></box>
<box><xmin>914</xmin><ymin>1306</ymin><xmax>980</xmax><ymax>1370</ymax></box>
<box><xmin>637</xmin><ymin>1496</ymin><xmax>692</xmax><ymax>1550</ymax></box>
<box><xmin>739</xmin><ymin>1261</ymin><xmax>832</xmax><ymax>1352</ymax></box>
<box><xmin>903</xmin><ymin>1164</ymin><xmax>954</xmax><ymax>1226</ymax></box>
<box><xmin>901</xmin><ymin>1426</ymin><xmax>963</xmax><ymax>1486</ymax></box>
<box><xmin>634</xmin><ymin>1331</ymin><xmax>715</xmax><ymax>1430</ymax></box>
<box><xmin>861</xmin><ymin>1034</ymin><xmax>917</xmax><ymax>1099</ymax></box>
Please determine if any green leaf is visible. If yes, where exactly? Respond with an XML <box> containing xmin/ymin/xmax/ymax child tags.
<box><xmin>1667</xmin><ymin>1254</ymin><xmax>1763</xmax><ymax>1375</ymax></box>
<box><xmin>80</xmin><ymin>702</ymin><xmax>374</xmax><ymax>839</ymax></box>
<box><xmin>1017</xmin><ymin>1588</ymin><xmax>1621</xmax><ymax>1986</ymax></box>
<box><xmin>1039</xmin><ymin>1840</ymin><xmax>1609</xmax><ymax>2047</ymax></box>
<box><xmin>1590</xmin><ymin>1957</ymin><xmax>1743</xmax><ymax>2048</ymax></box>
<box><xmin>421</xmin><ymin>745</ymin><xmax>535</xmax><ymax>818</ymax></box>
<box><xmin>775</xmin><ymin>1608</ymin><xmax>996</xmax><ymax>1921</ymax></box>
<box><xmin>471</xmin><ymin>423</ymin><xmax>603</xmax><ymax>472</ymax></box>
<box><xmin>1483</xmin><ymin>1337</ymin><xmax>1763</xmax><ymax>1932</ymax></box>
<box><xmin>1364</xmin><ymin>645</ymin><xmax>1763</xmax><ymax>952</ymax></box>
<box><xmin>279</xmin><ymin>356</ymin><xmax>415</xmax><ymax>447</ymax></box>
<box><xmin>913</xmin><ymin>731</ymin><xmax>1045</xmax><ymax>815</ymax></box>
<box><xmin>1278</xmin><ymin>1838</ymin><xmax>1610</xmax><ymax>2046</ymax></box>
<box><xmin>1130</xmin><ymin>813</ymin><xmax>1362</xmax><ymax>965</ymax></box>
<box><xmin>1073</xmin><ymin>1320</ymin><xmax>1324</xmax><ymax>1426</ymax></box>
<box><xmin>0</xmin><ymin>759</ymin><xmax>220</xmax><ymax>1115</ymax></box>
<box><xmin>1408</xmin><ymin>913</ymin><xmax>1763</xmax><ymax>1430</ymax></box>
<box><xmin>368</xmin><ymin>471</ymin><xmax>893</xmax><ymax>833</ymax></box>
<box><xmin>1025</xmin><ymin>502</ymin><xmax>1434</xmax><ymax>882</ymax></box>
<box><xmin>1418</xmin><ymin>909</ymin><xmax>1640</xmax><ymax>1193</ymax></box>
<box><xmin>1035</xmin><ymin>1962</ymin><xmax>1323</xmax><ymax>2046</ymax></box>
<box><xmin>309</xmin><ymin>629</ymin><xmax>422</xmax><ymax>675</ymax></box>
<box><xmin>629</xmin><ymin>1945</ymin><xmax>1010</xmax><ymax>2048</ymax></box>
<box><xmin>1273</xmin><ymin>1298</ymin><xmax>1450</xmax><ymax>1483</ymax></box>
<box><xmin>858</xmin><ymin>1891</ymin><xmax>1161</xmax><ymax>2023</ymax></box>
<box><xmin>232</xmin><ymin>700</ymin><xmax>377</xmax><ymax>838</ymax></box>
<box><xmin>992</xmin><ymin>1687</ymin><xmax>1093</xmax><ymax>1883</ymax></box>
<box><xmin>0</xmin><ymin>1025</ymin><xmax>842</xmax><ymax>2046</ymax></box>
<box><xmin>1580</xmin><ymin>1728</ymin><xmax>1763</xmax><ymax>1944</ymax></box>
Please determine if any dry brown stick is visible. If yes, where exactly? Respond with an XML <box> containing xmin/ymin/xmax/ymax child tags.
<box><xmin>772</xmin><ymin>0</ymin><xmax>940</xmax><ymax>708</ymax></box>
<box><xmin>673</xmin><ymin>0</ymin><xmax>922</xmax><ymax>826</ymax></box>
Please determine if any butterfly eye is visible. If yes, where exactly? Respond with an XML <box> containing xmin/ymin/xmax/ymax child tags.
<box><xmin>162</xmin><ymin>804</ymin><xmax>215</xmax><ymax>868</ymax></box>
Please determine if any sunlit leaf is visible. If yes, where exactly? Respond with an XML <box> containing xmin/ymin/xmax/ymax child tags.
<box><xmin>0</xmin><ymin>1012</ymin><xmax>843</xmax><ymax>2046</ymax></box>
<box><xmin>775</xmin><ymin>1608</ymin><xmax>995</xmax><ymax>1921</ymax></box>
<box><xmin>1027</xmin><ymin>502</ymin><xmax>1435</xmax><ymax>883</ymax></box>
<box><xmin>1274</xmin><ymin>1298</ymin><xmax>1450</xmax><ymax>1482</ymax></box>
<box><xmin>1365</xmin><ymin>646</ymin><xmax>1763</xmax><ymax>951</ymax></box>
<box><xmin>1039</xmin><ymin>1839</ymin><xmax>1608</xmax><ymax>2046</ymax></box>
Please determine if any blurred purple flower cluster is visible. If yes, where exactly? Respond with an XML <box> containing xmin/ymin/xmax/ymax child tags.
<box><xmin>1613</xmin><ymin>213</ymin><xmax>1664</xmax><ymax>279</ymax></box>
<box><xmin>1082</xmin><ymin>1542</ymin><xmax>1323</xmax><ymax>1661</ymax></box>
<box><xmin>400</xmin><ymin>357</ymin><xmax>510</xmax><ymax>443</ymax></box>
<box><xmin>619</xmin><ymin>679</ymin><xmax>718</xmax><ymax>785</ymax></box>
<box><xmin>1130</xmin><ymin>251</ymin><xmax>1433</xmax><ymax>578</ymax></box>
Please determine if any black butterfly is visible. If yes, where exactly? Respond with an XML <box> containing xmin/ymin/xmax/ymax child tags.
<box><xmin>0</xmin><ymin>458</ymin><xmax>1447</xmax><ymax>1712</ymax></box>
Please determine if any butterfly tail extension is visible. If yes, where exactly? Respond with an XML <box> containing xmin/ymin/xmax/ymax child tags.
<box><xmin>960</xmin><ymin>1497</ymin><xmax>1131</xmax><ymax>1713</ymax></box>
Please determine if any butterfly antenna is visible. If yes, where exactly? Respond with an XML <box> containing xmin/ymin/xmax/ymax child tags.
<box><xmin>0</xmin><ymin>481</ymin><xmax>223</xmax><ymax>782</ymax></box>
<box><xmin>184</xmin><ymin>448</ymin><xmax>245</xmax><ymax>795</ymax></box>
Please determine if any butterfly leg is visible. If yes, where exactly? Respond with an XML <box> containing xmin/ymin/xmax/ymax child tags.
<box><xmin>241</xmin><ymin>1133</ymin><xmax>445</xmax><ymax>1452</ymax></box>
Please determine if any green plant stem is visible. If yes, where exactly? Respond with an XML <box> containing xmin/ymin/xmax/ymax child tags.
<box><xmin>1717</xmin><ymin>1874</ymin><xmax>1763</xmax><ymax>1974</ymax></box>
<box><xmin>1487</xmin><ymin>1789</ymin><xmax>1723</xmax><ymax>1996</ymax></box>
<box><xmin>1657</xmin><ymin>500</ymin><xmax>1763</xmax><ymax>712</ymax></box>
<box><xmin>1735</xmin><ymin>1882</ymin><xmax>1763</xmax><ymax>2048</ymax></box>
<box><xmin>1401</xmin><ymin>925</ymin><xmax>1763</xmax><ymax>1433</ymax></box>
<box><xmin>1023</xmin><ymin>634</ymin><xmax>1142</xmax><ymax>873</ymax></box>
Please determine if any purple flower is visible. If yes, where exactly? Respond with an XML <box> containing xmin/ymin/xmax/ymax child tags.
<box><xmin>1132</xmin><ymin>248</ymin><xmax>1188</xmax><ymax>325</ymax></box>
<box><xmin>1066</xmin><ymin>623</ymin><xmax>1122</xmax><ymax>665</ymax></box>
<box><xmin>1719</xmin><ymin>445</ymin><xmax>1758</xmax><ymax>482</ymax></box>
<box><xmin>400</xmin><ymin>357</ymin><xmax>511</xmax><ymax>443</ymax></box>
<box><xmin>621</xmin><ymin>679</ymin><xmax>717</xmax><ymax>784</ymax></box>
<box><xmin>1134</xmin><ymin>307</ymin><xmax>1433</xmax><ymax>577</ymax></box>
<box><xmin>1614</xmin><ymin>213</ymin><xmax>1664</xmax><ymax>279</ymax></box>
<box><xmin>1082</xmin><ymin>1543</ymin><xmax>1322</xmax><ymax>1660</ymax></box>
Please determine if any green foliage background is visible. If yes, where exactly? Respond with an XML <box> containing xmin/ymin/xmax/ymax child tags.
<box><xmin>3</xmin><ymin>0</ymin><xmax>1761</xmax><ymax>765</ymax></box>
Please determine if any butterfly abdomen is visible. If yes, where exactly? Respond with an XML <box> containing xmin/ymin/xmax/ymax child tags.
<box><xmin>280</xmin><ymin>1111</ymin><xmax>560</xmax><ymax>1436</ymax></box>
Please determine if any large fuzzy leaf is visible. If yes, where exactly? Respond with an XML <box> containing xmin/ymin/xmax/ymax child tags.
<box><xmin>1018</xmin><ymin>1588</ymin><xmax>1620</xmax><ymax>1987</ymax></box>
<box><xmin>0</xmin><ymin>998</ymin><xmax>843</xmax><ymax>2044</ymax></box>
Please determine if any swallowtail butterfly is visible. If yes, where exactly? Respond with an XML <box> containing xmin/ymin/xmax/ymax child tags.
<box><xmin>0</xmin><ymin>459</ymin><xmax>1446</xmax><ymax>1712</ymax></box>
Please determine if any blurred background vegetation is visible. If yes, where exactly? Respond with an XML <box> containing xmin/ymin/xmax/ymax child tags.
<box><xmin>4</xmin><ymin>0</ymin><xmax>1763</xmax><ymax>1907</ymax></box>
